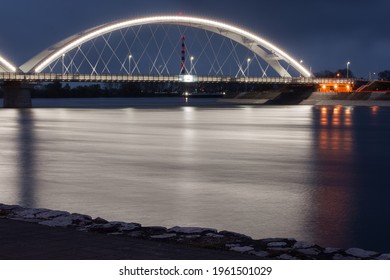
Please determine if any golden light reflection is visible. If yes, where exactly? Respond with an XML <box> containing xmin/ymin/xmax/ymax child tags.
<box><xmin>345</xmin><ymin>107</ymin><xmax>352</xmax><ymax>126</ymax></box>
<box><xmin>320</xmin><ymin>107</ymin><xmax>328</xmax><ymax>126</ymax></box>
<box><xmin>332</xmin><ymin>106</ymin><xmax>341</xmax><ymax>126</ymax></box>
<box><xmin>318</xmin><ymin>106</ymin><xmax>353</xmax><ymax>151</ymax></box>
<box><xmin>314</xmin><ymin>105</ymin><xmax>355</xmax><ymax>246</ymax></box>
<box><xmin>371</xmin><ymin>106</ymin><xmax>379</xmax><ymax>115</ymax></box>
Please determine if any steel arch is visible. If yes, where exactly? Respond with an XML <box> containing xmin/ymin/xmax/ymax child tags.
<box><xmin>0</xmin><ymin>53</ymin><xmax>16</xmax><ymax>72</ymax></box>
<box><xmin>20</xmin><ymin>15</ymin><xmax>311</xmax><ymax>77</ymax></box>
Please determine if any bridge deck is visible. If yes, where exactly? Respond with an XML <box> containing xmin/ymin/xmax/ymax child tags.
<box><xmin>0</xmin><ymin>73</ymin><xmax>353</xmax><ymax>85</ymax></box>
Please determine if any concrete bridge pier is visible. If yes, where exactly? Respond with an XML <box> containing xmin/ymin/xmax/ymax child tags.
<box><xmin>2</xmin><ymin>81</ymin><xmax>32</xmax><ymax>108</ymax></box>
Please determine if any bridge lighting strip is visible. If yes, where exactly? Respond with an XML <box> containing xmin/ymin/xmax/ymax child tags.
<box><xmin>0</xmin><ymin>55</ymin><xmax>16</xmax><ymax>72</ymax></box>
<box><xmin>33</xmin><ymin>16</ymin><xmax>311</xmax><ymax>77</ymax></box>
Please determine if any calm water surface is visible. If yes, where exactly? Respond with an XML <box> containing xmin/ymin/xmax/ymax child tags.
<box><xmin>1</xmin><ymin>98</ymin><xmax>390</xmax><ymax>252</ymax></box>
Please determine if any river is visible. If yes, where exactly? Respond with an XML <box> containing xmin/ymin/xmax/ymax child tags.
<box><xmin>0</xmin><ymin>98</ymin><xmax>389</xmax><ymax>252</ymax></box>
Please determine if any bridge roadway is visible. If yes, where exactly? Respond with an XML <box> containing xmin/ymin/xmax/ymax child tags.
<box><xmin>0</xmin><ymin>72</ymin><xmax>353</xmax><ymax>85</ymax></box>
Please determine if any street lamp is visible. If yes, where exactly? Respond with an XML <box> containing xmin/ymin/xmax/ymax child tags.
<box><xmin>347</xmin><ymin>61</ymin><xmax>350</xmax><ymax>79</ymax></box>
<box><xmin>190</xmin><ymin>56</ymin><xmax>194</xmax><ymax>75</ymax></box>
<box><xmin>128</xmin><ymin>55</ymin><xmax>132</xmax><ymax>75</ymax></box>
<box><xmin>247</xmin><ymin>58</ymin><xmax>251</xmax><ymax>77</ymax></box>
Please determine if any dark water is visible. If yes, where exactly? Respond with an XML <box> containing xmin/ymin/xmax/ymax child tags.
<box><xmin>1</xmin><ymin>98</ymin><xmax>390</xmax><ymax>252</ymax></box>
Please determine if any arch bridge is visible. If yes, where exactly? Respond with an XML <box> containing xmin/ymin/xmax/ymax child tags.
<box><xmin>1</xmin><ymin>15</ymin><xmax>354</xmax><ymax>107</ymax></box>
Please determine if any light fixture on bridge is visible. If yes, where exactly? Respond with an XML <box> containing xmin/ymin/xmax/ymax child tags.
<box><xmin>190</xmin><ymin>56</ymin><xmax>194</xmax><ymax>75</ymax></box>
<box><xmin>347</xmin><ymin>61</ymin><xmax>351</xmax><ymax>79</ymax></box>
<box><xmin>180</xmin><ymin>74</ymin><xmax>196</xmax><ymax>83</ymax></box>
<box><xmin>128</xmin><ymin>54</ymin><xmax>133</xmax><ymax>75</ymax></box>
<box><xmin>247</xmin><ymin>58</ymin><xmax>251</xmax><ymax>77</ymax></box>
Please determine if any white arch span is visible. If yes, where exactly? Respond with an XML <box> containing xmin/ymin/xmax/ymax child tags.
<box><xmin>20</xmin><ymin>15</ymin><xmax>311</xmax><ymax>77</ymax></box>
<box><xmin>0</xmin><ymin>54</ymin><xmax>16</xmax><ymax>72</ymax></box>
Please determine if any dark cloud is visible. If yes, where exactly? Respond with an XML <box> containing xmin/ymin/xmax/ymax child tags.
<box><xmin>0</xmin><ymin>0</ymin><xmax>389</xmax><ymax>77</ymax></box>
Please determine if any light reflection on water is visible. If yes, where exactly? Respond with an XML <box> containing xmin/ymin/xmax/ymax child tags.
<box><xmin>1</xmin><ymin>100</ymin><xmax>390</xmax><ymax>252</ymax></box>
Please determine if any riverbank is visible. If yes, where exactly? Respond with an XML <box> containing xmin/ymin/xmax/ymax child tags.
<box><xmin>1</xmin><ymin>203</ymin><xmax>389</xmax><ymax>260</ymax></box>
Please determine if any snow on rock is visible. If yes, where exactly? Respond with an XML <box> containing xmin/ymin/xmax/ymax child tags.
<box><xmin>230</xmin><ymin>246</ymin><xmax>254</xmax><ymax>253</ymax></box>
<box><xmin>345</xmin><ymin>248</ymin><xmax>378</xmax><ymax>258</ymax></box>
<box><xmin>168</xmin><ymin>226</ymin><xmax>217</xmax><ymax>234</ymax></box>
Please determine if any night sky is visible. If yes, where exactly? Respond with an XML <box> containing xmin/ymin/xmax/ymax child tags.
<box><xmin>0</xmin><ymin>0</ymin><xmax>389</xmax><ymax>77</ymax></box>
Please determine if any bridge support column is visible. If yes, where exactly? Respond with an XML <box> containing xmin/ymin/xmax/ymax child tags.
<box><xmin>2</xmin><ymin>81</ymin><xmax>32</xmax><ymax>108</ymax></box>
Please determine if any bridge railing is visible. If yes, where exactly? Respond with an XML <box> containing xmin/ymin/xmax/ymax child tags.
<box><xmin>0</xmin><ymin>72</ymin><xmax>355</xmax><ymax>85</ymax></box>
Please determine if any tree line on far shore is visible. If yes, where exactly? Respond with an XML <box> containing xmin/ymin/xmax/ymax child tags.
<box><xmin>314</xmin><ymin>68</ymin><xmax>390</xmax><ymax>80</ymax></box>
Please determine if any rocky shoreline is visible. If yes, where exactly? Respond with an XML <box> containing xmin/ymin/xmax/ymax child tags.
<box><xmin>1</xmin><ymin>203</ymin><xmax>389</xmax><ymax>260</ymax></box>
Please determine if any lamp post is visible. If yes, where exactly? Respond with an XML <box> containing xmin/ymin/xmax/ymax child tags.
<box><xmin>247</xmin><ymin>58</ymin><xmax>251</xmax><ymax>77</ymax></box>
<box><xmin>190</xmin><ymin>56</ymin><xmax>194</xmax><ymax>75</ymax></box>
<box><xmin>128</xmin><ymin>55</ymin><xmax>132</xmax><ymax>75</ymax></box>
<box><xmin>347</xmin><ymin>61</ymin><xmax>350</xmax><ymax>79</ymax></box>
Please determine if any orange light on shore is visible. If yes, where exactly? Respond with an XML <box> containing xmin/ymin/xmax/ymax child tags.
<box><xmin>319</xmin><ymin>83</ymin><xmax>353</xmax><ymax>93</ymax></box>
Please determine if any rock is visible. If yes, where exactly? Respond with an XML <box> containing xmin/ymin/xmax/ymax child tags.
<box><xmin>14</xmin><ymin>208</ymin><xmax>49</xmax><ymax>219</ymax></box>
<box><xmin>150</xmin><ymin>233</ymin><xmax>177</xmax><ymax>239</ymax></box>
<box><xmin>376</xmin><ymin>254</ymin><xmax>390</xmax><ymax>260</ymax></box>
<box><xmin>324</xmin><ymin>247</ymin><xmax>340</xmax><ymax>254</ymax></box>
<box><xmin>249</xmin><ymin>250</ymin><xmax>269</xmax><ymax>258</ymax></box>
<box><xmin>333</xmin><ymin>254</ymin><xmax>358</xmax><ymax>260</ymax></box>
<box><xmin>39</xmin><ymin>213</ymin><xmax>92</xmax><ymax>227</ymax></box>
<box><xmin>268</xmin><ymin>247</ymin><xmax>290</xmax><ymax>252</ymax></box>
<box><xmin>225</xmin><ymin>243</ymin><xmax>241</xmax><ymax>248</ymax></box>
<box><xmin>345</xmin><ymin>248</ymin><xmax>378</xmax><ymax>258</ymax></box>
<box><xmin>277</xmin><ymin>254</ymin><xmax>298</xmax><ymax>260</ymax></box>
<box><xmin>168</xmin><ymin>226</ymin><xmax>217</xmax><ymax>234</ymax></box>
<box><xmin>261</xmin><ymin>238</ymin><xmax>290</xmax><ymax>243</ymax></box>
<box><xmin>35</xmin><ymin>210</ymin><xmax>70</xmax><ymax>219</ymax></box>
<box><xmin>0</xmin><ymin>204</ymin><xmax>24</xmax><ymax>211</ymax></box>
<box><xmin>128</xmin><ymin>231</ymin><xmax>143</xmax><ymax>238</ymax></box>
<box><xmin>267</xmin><ymin>242</ymin><xmax>287</xmax><ymax>247</ymax></box>
<box><xmin>183</xmin><ymin>235</ymin><xmax>201</xmax><ymax>239</ymax></box>
<box><xmin>293</xmin><ymin>241</ymin><xmax>315</xmax><ymax>249</ymax></box>
<box><xmin>111</xmin><ymin>222</ymin><xmax>141</xmax><ymax>232</ymax></box>
<box><xmin>230</xmin><ymin>246</ymin><xmax>254</xmax><ymax>253</ymax></box>
<box><xmin>93</xmin><ymin>217</ymin><xmax>108</xmax><ymax>224</ymax></box>
<box><xmin>142</xmin><ymin>226</ymin><xmax>167</xmax><ymax>231</ymax></box>
<box><xmin>219</xmin><ymin>231</ymin><xmax>252</xmax><ymax>240</ymax></box>
<box><xmin>206</xmin><ymin>233</ymin><xmax>225</xmax><ymax>238</ymax></box>
<box><xmin>297</xmin><ymin>248</ymin><xmax>321</xmax><ymax>256</ymax></box>
<box><xmin>87</xmin><ymin>223</ymin><xmax>119</xmax><ymax>233</ymax></box>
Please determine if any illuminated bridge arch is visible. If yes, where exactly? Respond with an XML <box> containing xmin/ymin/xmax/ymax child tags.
<box><xmin>20</xmin><ymin>15</ymin><xmax>311</xmax><ymax>78</ymax></box>
<box><xmin>0</xmin><ymin>53</ymin><xmax>16</xmax><ymax>72</ymax></box>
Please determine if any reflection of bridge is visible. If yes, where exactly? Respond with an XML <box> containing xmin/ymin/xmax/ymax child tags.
<box><xmin>1</xmin><ymin>15</ymin><xmax>354</xmax><ymax>107</ymax></box>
